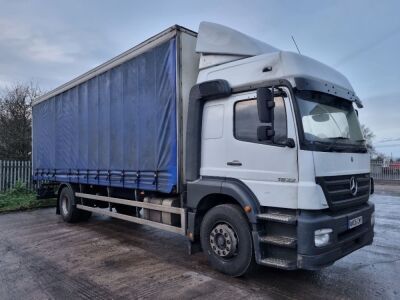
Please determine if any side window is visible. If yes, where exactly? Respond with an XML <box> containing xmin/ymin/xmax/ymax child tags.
<box><xmin>203</xmin><ymin>104</ymin><xmax>224</xmax><ymax>139</ymax></box>
<box><xmin>234</xmin><ymin>96</ymin><xmax>287</xmax><ymax>144</ymax></box>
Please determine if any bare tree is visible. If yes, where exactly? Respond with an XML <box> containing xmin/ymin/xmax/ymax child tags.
<box><xmin>0</xmin><ymin>83</ymin><xmax>42</xmax><ymax>160</ymax></box>
<box><xmin>361</xmin><ymin>124</ymin><xmax>375</xmax><ymax>153</ymax></box>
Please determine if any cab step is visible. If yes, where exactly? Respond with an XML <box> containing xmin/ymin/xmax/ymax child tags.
<box><xmin>259</xmin><ymin>235</ymin><xmax>297</xmax><ymax>248</ymax></box>
<box><xmin>257</xmin><ymin>213</ymin><xmax>297</xmax><ymax>224</ymax></box>
<box><xmin>259</xmin><ymin>257</ymin><xmax>297</xmax><ymax>270</ymax></box>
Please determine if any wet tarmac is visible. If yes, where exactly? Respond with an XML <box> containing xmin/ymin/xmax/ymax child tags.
<box><xmin>0</xmin><ymin>192</ymin><xmax>399</xmax><ymax>299</ymax></box>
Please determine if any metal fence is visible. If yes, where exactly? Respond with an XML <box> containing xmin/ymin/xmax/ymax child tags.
<box><xmin>371</xmin><ymin>160</ymin><xmax>400</xmax><ymax>182</ymax></box>
<box><xmin>0</xmin><ymin>160</ymin><xmax>33</xmax><ymax>192</ymax></box>
<box><xmin>0</xmin><ymin>159</ymin><xmax>398</xmax><ymax>192</ymax></box>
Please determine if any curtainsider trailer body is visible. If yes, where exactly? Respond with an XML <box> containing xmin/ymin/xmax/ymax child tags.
<box><xmin>33</xmin><ymin>26</ymin><xmax>198</xmax><ymax>195</ymax></box>
<box><xmin>33</xmin><ymin>22</ymin><xmax>375</xmax><ymax>276</ymax></box>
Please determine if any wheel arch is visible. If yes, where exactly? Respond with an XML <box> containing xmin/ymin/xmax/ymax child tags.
<box><xmin>186</xmin><ymin>177</ymin><xmax>261</xmax><ymax>240</ymax></box>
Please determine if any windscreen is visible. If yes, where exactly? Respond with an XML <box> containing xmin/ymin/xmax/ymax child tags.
<box><xmin>296</xmin><ymin>90</ymin><xmax>366</xmax><ymax>152</ymax></box>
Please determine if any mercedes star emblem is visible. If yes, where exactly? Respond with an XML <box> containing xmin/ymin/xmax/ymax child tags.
<box><xmin>349</xmin><ymin>176</ymin><xmax>358</xmax><ymax>196</ymax></box>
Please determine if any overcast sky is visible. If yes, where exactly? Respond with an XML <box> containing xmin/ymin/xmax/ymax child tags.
<box><xmin>1</xmin><ymin>0</ymin><xmax>399</xmax><ymax>156</ymax></box>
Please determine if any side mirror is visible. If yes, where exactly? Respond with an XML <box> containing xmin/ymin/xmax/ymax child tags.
<box><xmin>258</xmin><ymin>126</ymin><xmax>296</xmax><ymax>148</ymax></box>
<box><xmin>257</xmin><ymin>125</ymin><xmax>275</xmax><ymax>141</ymax></box>
<box><xmin>257</xmin><ymin>87</ymin><xmax>274</xmax><ymax>123</ymax></box>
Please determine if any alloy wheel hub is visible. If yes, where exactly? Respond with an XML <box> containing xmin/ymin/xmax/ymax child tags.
<box><xmin>209</xmin><ymin>223</ymin><xmax>238</xmax><ymax>258</ymax></box>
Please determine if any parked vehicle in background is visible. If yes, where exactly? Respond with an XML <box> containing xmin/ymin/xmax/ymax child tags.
<box><xmin>371</xmin><ymin>159</ymin><xmax>400</xmax><ymax>181</ymax></box>
<box><xmin>32</xmin><ymin>22</ymin><xmax>375</xmax><ymax>276</ymax></box>
<box><xmin>387</xmin><ymin>162</ymin><xmax>400</xmax><ymax>172</ymax></box>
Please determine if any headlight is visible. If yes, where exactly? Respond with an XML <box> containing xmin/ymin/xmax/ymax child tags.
<box><xmin>371</xmin><ymin>212</ymin><xmax>375</xmax><ymax>226</ymax></box>
<box><xmin>314</xmin><ymin>228</ymin><xmax>333</xmax><ymax>247</ymax></box>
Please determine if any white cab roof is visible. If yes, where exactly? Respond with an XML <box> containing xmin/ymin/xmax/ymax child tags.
<box><xmin>196</xmin><ymin>22</ymin><xmax>356</xmax><ymax>96</ymax></box>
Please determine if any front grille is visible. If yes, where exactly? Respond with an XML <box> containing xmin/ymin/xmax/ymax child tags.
<box><xmin>316</xmin><ymin>173</ymin><xmax>370</xmax><ymax>211</ymax></box>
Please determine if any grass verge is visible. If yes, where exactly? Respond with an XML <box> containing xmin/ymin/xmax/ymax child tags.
<box><xmin>0</xmin><ymin>184</ymin><xmax>56</xmax><ymax>213</ymax></box>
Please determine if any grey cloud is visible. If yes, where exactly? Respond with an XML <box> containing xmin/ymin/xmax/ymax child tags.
<box><xmin>0</xmin><ymin>17</ymin><xmax>112</xmax><ymax>90</ymax></box>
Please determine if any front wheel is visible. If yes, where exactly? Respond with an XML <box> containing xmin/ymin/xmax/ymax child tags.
<box><xmin>200</xmin><ymin>204</ymin><xmax>255</xmax><ymax>277</ymax></box>
<box><xmin>59</xmin><ymin>186</ymin><xmax>91</xmax><ymax>223</ymax></box>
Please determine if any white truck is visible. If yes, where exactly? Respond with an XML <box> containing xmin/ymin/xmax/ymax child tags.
<box><xmin>32</xmin><ymin>22</ymin><xmax>374</xmax><ymax>276</ymax></box>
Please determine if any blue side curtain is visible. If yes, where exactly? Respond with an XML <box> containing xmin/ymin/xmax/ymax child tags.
<box><xmin>32</xmin><ymin>38</ymin><xmax>178</xmax><ymax>193</ymax></box>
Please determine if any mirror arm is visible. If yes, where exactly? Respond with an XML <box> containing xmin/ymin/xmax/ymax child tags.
<box><xmin>275</xmin><ymin>138</ymin><xmax>296</xmax><ymax>148</ymax></box>
<box><xmin>285</xmin><ymin>138</ymin><xmax>296</xmax><ymax>148</ymax></box>
<box><xmin>267</xmin><ymin>101</ymin><xmax>275</xmax><ymax>109</ymax></box>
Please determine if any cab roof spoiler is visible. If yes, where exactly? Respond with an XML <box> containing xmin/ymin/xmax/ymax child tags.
<box><xmin>294</xmin><ymin>77</ymin><xmax>363</xmax><ymax>108</ymax></box>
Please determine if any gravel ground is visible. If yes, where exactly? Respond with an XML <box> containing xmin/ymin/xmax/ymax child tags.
<box><xmin>0</xmin><ymin>191</ymin><xmax>399</xmax><ymax>299</ymax></box>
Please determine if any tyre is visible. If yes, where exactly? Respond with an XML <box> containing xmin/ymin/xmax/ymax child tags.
<box><xmin>200</xmin><ymin>204</ymin><xmax>255</xmax><ymax>277</ymax></box>
<box><xmin>115</xmin><ymin>204</ymin><xmax>137</xmax><ymax>216</ymax></box>
<box><xmin>59</xmin><ymin>186</ymin><xmax>91</xmax><ymax>223</ymax></box>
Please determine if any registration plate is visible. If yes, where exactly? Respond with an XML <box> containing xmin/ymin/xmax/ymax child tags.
<box><xmin>348</xmin><ymin>216</ymin><xmax>363</xmax><ymax>229</ymax></box>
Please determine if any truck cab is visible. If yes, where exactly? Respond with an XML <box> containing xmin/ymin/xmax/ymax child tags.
<box><xmin>185</xmin><ymin>22</ymin><xmax>374</xmax><ymax>274</ymax></box>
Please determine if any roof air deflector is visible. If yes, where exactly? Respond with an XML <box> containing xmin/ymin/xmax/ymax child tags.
<box><xmin>196</xmin><ymin>22</ymin><xmax>279</xmax><ymax>56</ymax></box>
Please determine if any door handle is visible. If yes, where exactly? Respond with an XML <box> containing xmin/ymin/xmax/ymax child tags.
<box><xmin>227</xmin><ymin>160</ymin><xmax>242</xmax><ymax>166</ymax></box>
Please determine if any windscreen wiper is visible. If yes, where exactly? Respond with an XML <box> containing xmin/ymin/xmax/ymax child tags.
<box><xmin>354</xmin><ymin>139</ymin><xmax>368</xmax><ymax>152</ymax></box>
<box><xmin>309</xmin><ymin>140</ymin><xmax>336</xmax><ymax>151</ymax></box>
<box><xmin>309</xmin><ymin>137</ymin><xmax>366</xmax><ymax>152</ymax></box>
<box><xmin>330</xmin><ymin>137</ymin><xmax>369</xmax><ymax>152</ymax></box>
<box><xmin>327</xmin><ymin>137</ymin><xmax>349</xmax><ymax>151</ymax></box>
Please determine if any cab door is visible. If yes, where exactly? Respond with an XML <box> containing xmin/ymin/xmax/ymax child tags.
<box><xmin>224</xmin><ymin>89</ymin><xmax>299</xmax><ymax>208</ymax></box>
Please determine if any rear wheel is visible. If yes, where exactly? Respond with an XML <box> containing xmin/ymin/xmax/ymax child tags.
<box><xmin>200</xmin><ymin>204</ymin><xmax>255</xmax><ymax>277</ymax></box>
<box><xmin>59</xmin><ymin>186</ymin><xmax>91</xmax><ymax>222</ymax></box>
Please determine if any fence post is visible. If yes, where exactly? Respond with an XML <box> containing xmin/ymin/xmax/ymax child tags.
<box><xmin>18</xmin><ymin>160</ymin><xmax>21</xmax><ymax>186</ymax></box>
<box><xmin>12</xmin><ymin>161</ymin><xmax>15</xmax><ymax>190</ymax></box>
<box><xmin>0</xmin><ymin>160</ymin><xmax>3</xmax><ymax>192</ymax></box>
<box><xmin>14</xmin><ymin>161</ymin><xmax>18</xmax><ymax>188</ymax></box>
<box><xmin>28</xmin><ymin>161</ymin><xmax>31</xmax><ymax>189</ymax></box>
<box><xmin>15</xmin><ymin>160</ymin><xmax>18</xmax><ymax>187</ymax></box>
<box><xmin>10</xmin><ymin>161</ymin><xmax>13</xmax><ymax>190</ymax></box>
<box><xmin>2</xmin><ymin>160</ymin><xmax>5</xmax><ymax>192</ymax></box>
<box><xmin>4</xmin><ymin>161</ymin><xmax>8</xmax><ymax>191</ymax></box>
<box><xmin>24</xmin><ymin>161</ymin><xmax>27</xmax><ymax>189</ymax></box>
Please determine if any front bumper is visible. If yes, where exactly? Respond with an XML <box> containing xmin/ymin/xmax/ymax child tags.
<box><xmin>297</xmin><ymin>201</ymin><xmax>374</xmax><ymax>270</ymax></box>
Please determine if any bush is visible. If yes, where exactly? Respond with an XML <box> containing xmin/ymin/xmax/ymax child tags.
<box><xmin>0</xmin><ymin>182</ymin><xmax>56</xmax><ymax>212</ymax></box>
<box><xmin>7</xmin><ymin>181</ymin><xmax>29</xmax><ymax>195</ymax></box>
